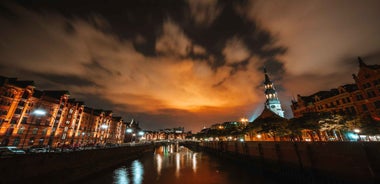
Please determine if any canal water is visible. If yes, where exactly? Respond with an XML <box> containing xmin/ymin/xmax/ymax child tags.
<box><xmin>85</xmin><ymin>144</ymin><xmax>277</xmax><ymax>184</ymax></box>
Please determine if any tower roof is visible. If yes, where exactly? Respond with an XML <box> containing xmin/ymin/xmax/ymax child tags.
<box><xmin>263</xmin><ymin>67</ymin><xmax>272</xmax><ymax>85</ymax></box>
<box><xmin>358</xmin><ymin>56</ymin><xmax>380</xmax><ymax>69</ymax></box>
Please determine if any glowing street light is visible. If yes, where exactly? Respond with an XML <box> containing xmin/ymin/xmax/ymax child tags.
<box><xmin>240</xmin><ymin>118</ymin><xmax>248</xmax><ymax>122</ymax></box>
<box><xmin>353</xmin><ymin>129</ymin><xmax>361</xmax><ymax>133</ymax></box>
<box><xmin>256</xmin><ymin>134</ymin><xmax>262</xmax><ymax>139</ymax></box>
<box><xmin>138</xmin><ymin>131</ymin><xmax>144</xmax><ymax>136</ymax></box>
<box><xmin>240</xmin><ymin>118</ymin><xmax>249</xmax><ymax>125</ymax></box>
<box><xmin>32</xmin><ymin>109</ymin><xmax>46</xmax><ymax>116</ymax></box>
<box><xmin>101</xmin><ymin>124</ymin><xmax>108</xmax><ymax>129</ymax></box>
<box><xmin>126</xmin><ymin>128</ymin><xmax>133</xmax><ymax>133</ymax></box>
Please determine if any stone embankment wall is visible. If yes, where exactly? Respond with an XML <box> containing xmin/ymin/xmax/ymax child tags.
<box><xmin>184</xmin><ymin>141</ymin><xmax>380</xmax><ymax>184</ymax></box>
<box><xmin>0</xmin><ymin>145</ymin><xmax>154</xmax><ymax>183</ymax></box>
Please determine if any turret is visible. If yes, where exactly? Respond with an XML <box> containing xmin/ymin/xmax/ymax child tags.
<box><xmin>358</xmin><ymin>57</ymin><xmax>367</xmax><ymax>68</ymax></box>
<box><xmin>263</xmin><ymin>68</ymin><xmax>284</xmax><ymax>117</ymax></box>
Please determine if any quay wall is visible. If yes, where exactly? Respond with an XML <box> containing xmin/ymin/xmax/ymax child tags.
<box><xmin>184</xmin><ymin>141</ymin><xmax>380</xmax><ymax>184</ymax></box>
<box><xmin>0</xmin><ymin>145</ymin><xmax>154</xmax><ymax>183</ymax></box>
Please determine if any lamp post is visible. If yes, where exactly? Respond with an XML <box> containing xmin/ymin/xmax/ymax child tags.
<box><xmin>354</xmin><ymin>128</ymin><xmax>361</xmax><ymax>141</ymax></box>
<box><xmin>100</xmin><ymin>124</ymin><xmax>108</xmax><ymax>144</ymax></box>
<box><xmin>22</xmin><ymin>109</ymin><xmax>46</xmax><ymax>149</ymax></box>
<box><xmin>126</xmin><ymin>128</ymin><xmax>133</xmax><ymax>142</ymax></box>
<box><xmin>240</xmin><ymin>118</ymin><xmax>248</xmax><ymax>126</ymax></box>
<box><xmin>138</xmin><ymin>131</ymin><xmax>144</xmax><ymax>142</ymax></box>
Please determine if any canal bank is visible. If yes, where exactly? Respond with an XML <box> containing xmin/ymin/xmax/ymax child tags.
<box><xmin>0</xmin><ymin>144</ymin><xmax>154</xmax><ymax>184</ymax></box>
<box><xmin>182</xmin><ymin>141</ymin><xmax>380</xmax><ymax>184</ymax></box>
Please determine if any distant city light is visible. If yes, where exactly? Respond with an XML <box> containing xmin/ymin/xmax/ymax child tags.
<box><xmin>138</xmin><ymin>131</ymin><xmax>144</xmax><ymax>136</ymax></box>
<box><xmin>32</xmin><ymin>109</ymin><xmax>46</xmax><ymax>116</ymax></box>
<box><xmin>126</xmin><ymin>128</ymin><xmax>133</xmax><ymax>133</ymax></box>
<box><xmin>240</xmin><ymin>118</ymin><xmax>248</xmax><ymax>122</ymax></box>
<box><xmin>256</xmin><ymin>134</ymin><xmax>262</xmax><ymax>138</ymax></box>
<box><xmin>239</xmin><ymin>138</ymin><xmax>244</xmax><ymax>142</ymax></box>
<box><xmin>347</xmin><ymin>133</ymin><xmax>359</xmax><ymax>140</ymax></box>
<box><xmin>353</xmin><ymin>129</ymin><xmax>361</xmax><ymax>133</ymax></box>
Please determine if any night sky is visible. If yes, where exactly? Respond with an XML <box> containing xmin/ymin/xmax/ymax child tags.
<box><xmin>1</xmin><ymin>0</ymin><xmax>379</xmax><ymax>132</ymax></box>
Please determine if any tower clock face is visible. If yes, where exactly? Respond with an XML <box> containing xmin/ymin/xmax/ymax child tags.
<box><xmin>271</xmin><ymin>105</ymin><xmax>275</xmax><ymax>108</ymax></box>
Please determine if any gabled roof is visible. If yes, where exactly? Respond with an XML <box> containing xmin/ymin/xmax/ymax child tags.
<box><xmin>358</xmin><ymin>57</ymin><xmax>380</xmax><ymax>70</ymax></box>
<box><xmin>12</xmin><ymin>80</ymin><xmax>35</xmax><ymax>88</ymax></box>
<box><xmin>33</xmin><ymin>89</ymin><xmax>43</xmax><ymax>98</ymax></box>
<box><xmin>112</xmin><ymin>116</ymin><xmax>122</xmax><ymax>122</ymax></box>
<box><xmin>68</xmin><ymin>98</ymin><xmax>85</xmax><ymax>106</ymax></box>
<box><xmin>43</xmin><ymin>90</ymin><xmax>70</xmax><ymax>99</ymax></box>
<box><xmin>84</xmin><ymin>107</ymin><xmax>94</xmax><ymax>113</ymax></box>
<box><xmin>341</xmin><ymin>84</ymin><xmax>358</xmax><ymax>92</ymax></box>
<box><xmin>256</xmin><ymin>107</ymin><xmax>285</xmax><ymax>120</ymax></box>
<box><xmin>0</xmin><ymin>76</ymin><xmax>35</xmax><ymax>88</ymax></box>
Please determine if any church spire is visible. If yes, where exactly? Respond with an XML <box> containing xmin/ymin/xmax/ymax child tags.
<box><xmin>264</xmin><ymin>67</ymin><xmax>271</xmax><ymax>85</ymax></box>
<box><xmin>263</xmin><ymin>68</ymin><xmax>284</xmax><ymax>118</ymax></box>
<box><xmin>358</xmin><ymin>57</ymin><xmax>367</xmax><ymax>67</ymax></box>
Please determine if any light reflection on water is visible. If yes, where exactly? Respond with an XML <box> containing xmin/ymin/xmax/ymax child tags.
<box><xmin>113</xmin><ymin>167</ymin><xmax>129</xmax><ymax>184</ymax></box>
<box><xmin>88</xmin><ymin>144</ymin><xmax>277</xmax><ymax>184</ymax></box>
<box><xmin>113</xmin><ymin>160</ymin><xmax>143</xmax><ymax>184</ymax></box>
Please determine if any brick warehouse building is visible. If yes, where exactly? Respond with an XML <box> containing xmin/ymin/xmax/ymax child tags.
<box><xmin>0</xmin><ymin>76</ymin><xmax>127</xmax><ymax>148</ymax></box>
<box><xmin>291</xmin><ymin>57</ymin><xmax>380</xmax><ymax>121</ymax></box>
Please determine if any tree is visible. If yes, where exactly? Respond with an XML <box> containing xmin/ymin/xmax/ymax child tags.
<box><xmin>250</xmin><ymin>116</ymin><xmax>289</xmax><ymax>141</ymax></box>
<box><xmin>359</xmin><ymin>115</ymin><xmax>380</xmax><ymax>135</ymax></box>
<box><xmin>287</xmin><ymin>117</ymin><xmax>304</xmax><ymax>141</ymax></box>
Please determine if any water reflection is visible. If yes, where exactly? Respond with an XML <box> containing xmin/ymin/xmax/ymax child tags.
<box><xmin>87</xmin><ymin>144</ymin><xmax>276</xmax><ymax>184</ymax></box>
<box><xmin>113</xmin><ymin>160</ymin><xmax>143</xmax><ymax>184</ymax></box>
<box><xmin>192</xmin><ymin>153</ymin><xmax>197</xmax><ymax>173</ymax></box>
<box><xmin>113</xmin><ymin>167</ymin><xmax>129</xmax><ymax>184</ymax></box>
<box><xmin>155</xmin><ymin>154</ymin><xmax>162</xmax><ymax>176</ymax></box>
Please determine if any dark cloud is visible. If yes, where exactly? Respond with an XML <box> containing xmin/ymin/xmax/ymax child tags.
<box><xmin>83</xmin><ymin>58</ymin><xmax>115</xmax><ymax>76</ymax></box>
<box><xmin>35</xmin><ymin>73</ymin><xmax>98</xmax><ymax>87</ymax></box>
<box><xmin>2</xmin><ymin>0</ymin><xmax>379</xmax><ymax>132</ymax></box>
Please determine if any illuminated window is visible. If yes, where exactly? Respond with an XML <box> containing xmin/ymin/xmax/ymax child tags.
<box><xmin>42</xmin><ymin>128</ymin><xmax>47</xmax><ymax>136</ymax></box>
<box><xmin>32</xmin><ymin>128</ymin><xmax>38</xmax><ymax>135</ymax></box>
<box><xmin>17</xmin><ymin>126</ymin><xmax>25</xmax><ymax>134</ymax></box>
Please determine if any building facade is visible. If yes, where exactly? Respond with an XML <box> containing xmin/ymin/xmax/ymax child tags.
<box><xmin>291</xmin><ymin>57</ymin><xmax>380</xmax><ymax>121</ymax></box>
<box><xmin>0</xmin><ymin>76</ymin><xmax>127</xmax><ymax>148</ymax></box>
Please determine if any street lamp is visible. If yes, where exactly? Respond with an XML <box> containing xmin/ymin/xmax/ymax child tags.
<box><xmin>22</xmin><ymin>109</ymin><xmax>47</xmax><ymax>149</ymax></box>
<box><xmin>353</xmin><ymin>128</ymin><xmax>361</xmax><ymax>141</ymax></box>
<box><xmin>240</xmin><ymin>118</ymin><xmax>248</xmax><ymax>125</ymax></box>
<box><xmin>97</xmin><ymin>124</ymin><xmax>109</xmax><ymax>144</ymax></box>
<box><xmin>138</xmin><ymin>131</ymin><xmax>144</xmax><ymax>136</ymax></box>
<box><xmin>126</xmin><ymin>128</ymin><xmax>133</xmax><ymax>133</ymax></box>
<box><xmin>101</xmin><ymin>124</ymin><xmax>108</xmax><ymax>129</ymax></box>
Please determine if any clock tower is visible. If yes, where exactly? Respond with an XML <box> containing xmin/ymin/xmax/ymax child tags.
<box><xmin>263</xmin><ymin>68</ymin><xmax>284</xmax><ymax>117</ymax></box>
